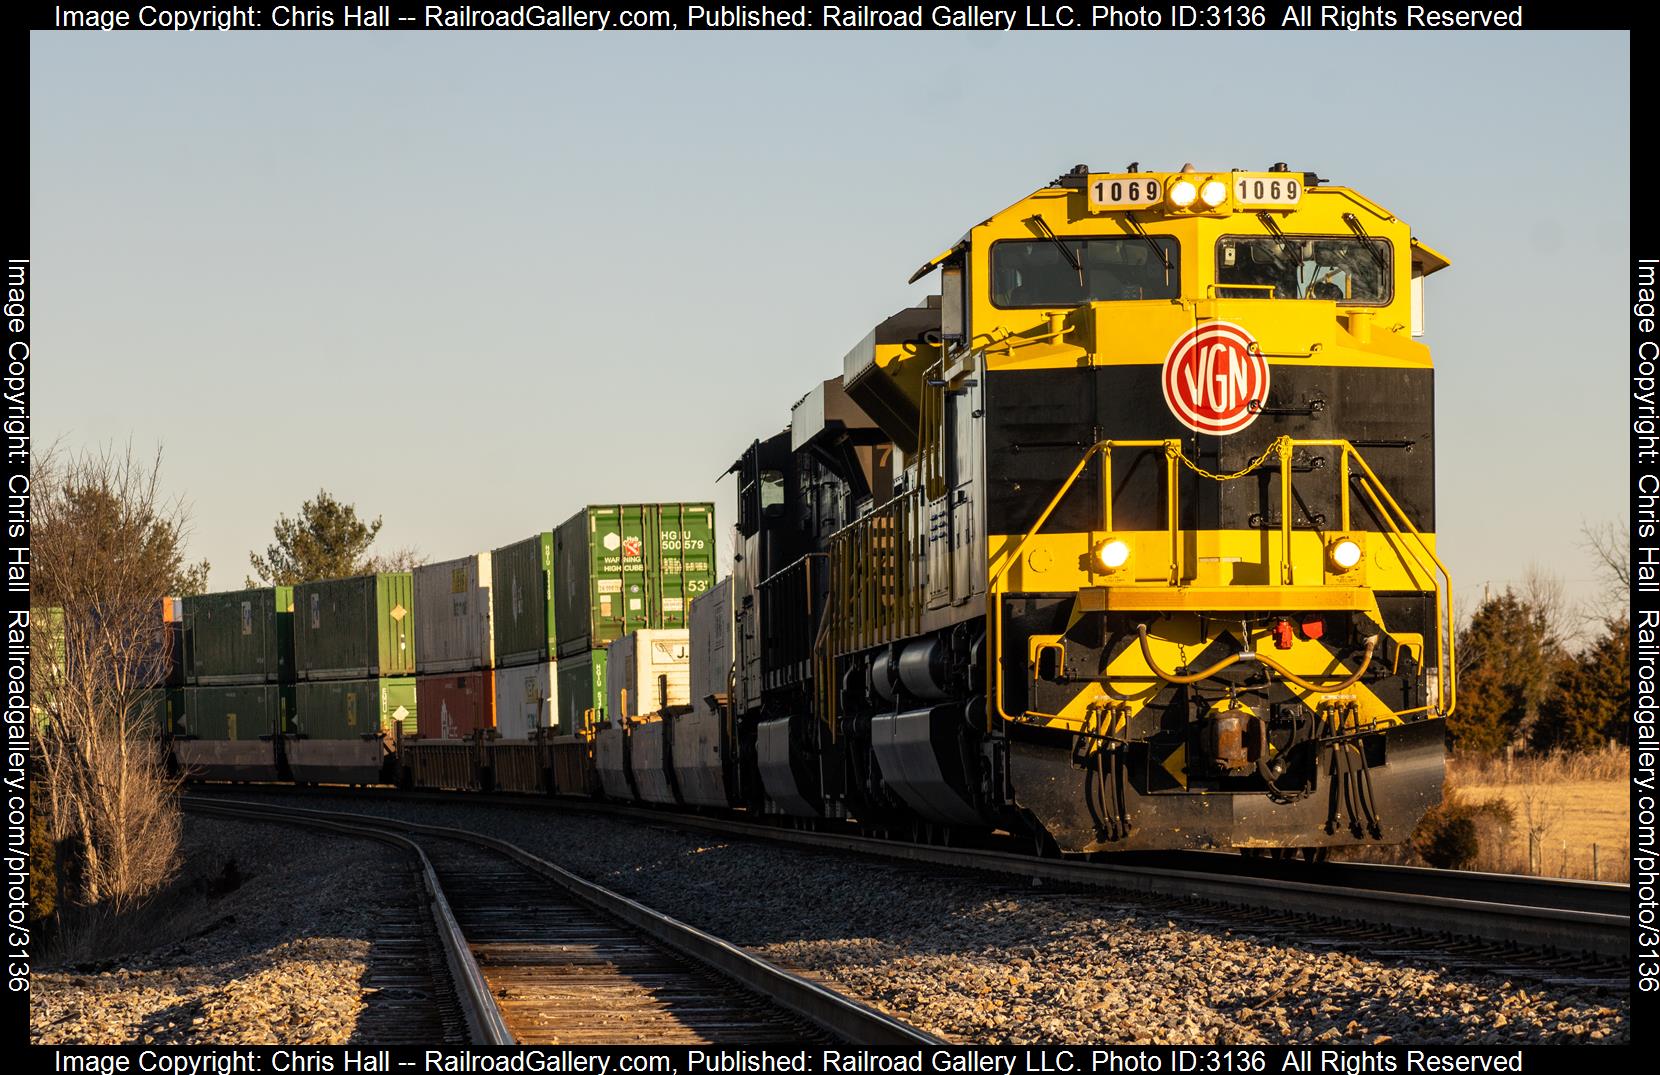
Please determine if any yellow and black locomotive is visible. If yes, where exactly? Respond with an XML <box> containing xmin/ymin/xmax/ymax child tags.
<box><xmin>727</xmin><ymin>163</ymin><xmax>1452</xmax><ymax>854</ymax></box>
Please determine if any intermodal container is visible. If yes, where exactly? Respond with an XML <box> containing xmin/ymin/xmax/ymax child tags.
<box><xmin>293</xmin><ymin>574</ymin><xmax>416</xmax><ymax>680</ymax></box>
<box><xmin>414</xmin><ymin>554</ymin><xmax>494</xmax><ymax>673</ymax></box>
<box><xmin>688</xmin><ymin>579</ymin><xmax>733</xmax><ymax>714</ymax></box>
<box><xmin>606</xmin><ymin>629</ymin><xmax>691</xmax><ymax>720</ymax></box>
<box><xmin>493</xmin><ymin>661</ymin><xmax>557</xmax><ymax>740</ymax></box>
<box><xmin>490</xmin><ymin>533</ymin><xmax>556</xmax><ymax>668</ymax></box>
<box><xmin>136</xmin><ymin>688</ymin><xmax>179</xmax><ymax>738</ymax></box>
<box><xmin>553</xmin><ymin>504</ymin><xmax>717</xmax><ymax>658</ymax></box>
<box><xmin>180</xmin><ymin>684</ymin><xmax>292</xmax><ymax>740</ymax></box>
<box><xmin>159</xmin><ymin>597</ymin><xmax>186</xmax><ymax>687</ymax></box>
<box><xmin>293</xmin><ymin>677</ymin><xmax>417</xmax><ymax>739</ymax></box>
<box><xmin>553</xmin><ymin>649</ymin><xmax>607</xmax><ymax>736</ymax></box>
<box><xmin>183</xmin><ymin>587</ymin><xmax>294</xmax><ymax>685</ymax></box>
<box><xmin>416</xmin><ymin>671</ymin><xmax>495</xmax><ymax>739</ymax></box>
<box><xmin>149</xmin><ymin>688</ymin><xmax>187</xmax><ymax>736</ymax></box>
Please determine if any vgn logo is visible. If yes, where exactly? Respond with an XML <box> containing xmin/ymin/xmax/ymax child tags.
<box><xmin>1160</xmin><ymin>321</ymin><xmax>1269</xmax><ymax>436</ymax></box>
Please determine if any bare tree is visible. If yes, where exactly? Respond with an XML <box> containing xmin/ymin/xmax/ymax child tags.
<box><xmin>1582</xmin><ymin>517</ymin><xmax>1630</xmax><ymax>616</ymax></box>
<box><xmin>31</xmin><ymin>444</ymin><xmax>188</xmax><ymax>917</ymax></box>
<box><xmin>365</xmin><ymin>545</ymin><xmax>427</xmax><ymax>573</ymax></box>
<box><xmin>1521</xmin><ymin>563</ymin><xmax>1579</xmax><ymax>650</ymax></box>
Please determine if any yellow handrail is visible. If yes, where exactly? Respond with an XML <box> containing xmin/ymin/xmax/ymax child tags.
<box><xmin>986</xmin><ymin>437</ymin><xmax>1454</xmax><ymax>727</ymax></box>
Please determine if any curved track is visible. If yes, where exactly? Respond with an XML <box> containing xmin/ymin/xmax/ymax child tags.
<box><xmin>183</xmin><ymin>796</ymin><xmax>942</xmax><ymax>1046</ymax></box>
<box><xmin>569</xmin><ymin>799</ymin><xmax>1631</xmax><ymax>961</ymax></box>
<box><xmin>188</xmin><ymin>784</ymin><xmax>1629</xmax><ymax>962</ymax></box>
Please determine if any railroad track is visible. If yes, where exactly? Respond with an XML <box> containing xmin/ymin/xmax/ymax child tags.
<box><xmin>187</xmin><ymin>783</ymin><xmax>1630</xmax><ymax>968</ymax></box>
<box><xmin>570</xmin><ymin>803</ymin><xmax>1632</xmax><ymax>966</ymax></box>
<box><xmin>182</xmin><ymin>796</ymin><xmax>942</xmax><ymax>1046</ymax></box>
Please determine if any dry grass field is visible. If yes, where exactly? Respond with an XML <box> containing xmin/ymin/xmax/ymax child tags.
<box><xmin>1449</xmin><ymin>746</ymin><xmax>1630</xmax><ymax>881</ymax></box>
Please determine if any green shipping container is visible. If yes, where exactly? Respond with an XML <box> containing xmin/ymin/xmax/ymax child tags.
<box><xmin>491</xmin><ymin>532</ymin><xmax>556</xmax><ymax>667</ymax></box>
<box><xmin>145</xmin><ymin>688</ymin><xmax>186</xmax><ymax>737</ymax></box>
<box><xmin>180</xmin><ymin>684</ymin><xmax>292</xmax><ymax>740</ymax></box>
<box><xmin>184</xmin><ymin>588</ymin><xmax>294</xmax><ymax>684</ymax></box>
<box><xmin>294</xmin><ymin>677</ymin><xmax>418</xmax><ymax>739</ymax></box>
<box><xmin>554</xmin><ymin>649</ymin><xmax>607</xmax><ymax>736</ymax></box>
<box><xmin>293</xmin><ymin>574</ymin><xmax>416</xmax><ymax>680</ymax></box>
<box><xmin>554</xmin><ymin>504</ymin><xmax>716</xmax><ymax>658</ymax></box>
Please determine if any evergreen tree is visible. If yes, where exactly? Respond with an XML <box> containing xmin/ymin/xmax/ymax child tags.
<box><xmin>1451</xmin><ymin>588</ymin><xmax>1568</xmax><ymax>754</ymax></box>
<box><xmin>1532</xmin><ymin>616</ymin><xmax>1630</xmax><ymax>752</ymax></box>
<box><xmin>247</xmin><ymin>489</ymin><xmax>383</xmax><ymax>586</ymax></box>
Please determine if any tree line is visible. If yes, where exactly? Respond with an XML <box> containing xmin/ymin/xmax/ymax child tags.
<box><xmin>30</xmin><ymin>445</ymin><xmax>421</xmax><ymax>952</ymax></box>
<box><xmin>1445</xmin><ymin>521</ymin><xmax>1630</xmax><ymax>755</ymax></box>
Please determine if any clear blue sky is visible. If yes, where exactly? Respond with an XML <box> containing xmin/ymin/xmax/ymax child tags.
<box><xmin>31</xmin><ymin>30</ymin><xmax>1629</xmax><ymax>621</ymax></box>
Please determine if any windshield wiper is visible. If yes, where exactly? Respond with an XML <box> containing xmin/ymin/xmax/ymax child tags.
<box><xmin>1123</xmin><ymin>213</ymin><xmax>1172</xmax><ymax>283</ymax></box>
<box><xmin>1026</xmin><ymin>215</ymin><xmax>1083</xmax><ymax>285</ymax></box>
<box><xmin>1256</xmin><ymin>211</ymin><xmax>1303</xmax><ymax>266</ymax></box>
<box><xmin>1342</xmin><ymin>213</ymin><xmax>1391</xmax><ymax>276</ymax></box>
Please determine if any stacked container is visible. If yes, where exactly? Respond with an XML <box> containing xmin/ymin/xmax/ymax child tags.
<box><xmin>552</xmin><ymin>503</ymin><xmax>716</xmax><ymax>733</ymax></box>
<box><xmin>488</xmin><ymin>532</ymin><xmax>558</xmax><ymax>739</ymax></box>
<box><xmin>175</xmin><ymin>586</ymin><xmax>295</xmax><ymax>779</ymax></box>
<box><xmin>146</xmin><ymin>597</ymin><xmax>186</xmax><ymax>739</ymax></box>
<box><xmin>289</xmin><ymin>573</ymin><xmax>415</xmax><ymax>783</ymax></box>
<box><xmin>413</xmin><ymin>554</ymin><xmax>495</xmax><ymax>739</ymax></box>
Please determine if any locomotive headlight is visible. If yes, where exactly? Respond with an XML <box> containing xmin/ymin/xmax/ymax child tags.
<box><xmin>1093</xmin><ymin>537</ymin><xmax>1131</xmax><ymax>573</ymax></box>
<box><xmin>1199</xmin><ymin>179</ymin><xmax>1228</xmax><ymax>208</ymax></box>
<box><xmin>1167</xmin><ymin>179</ymin><xmax>1199</xmax><ymax>208</ymax></box>
<box><xmin>1328</xmin><ymin>537</ymin><xmax>1363</xmax><ymax>571</ymax></box>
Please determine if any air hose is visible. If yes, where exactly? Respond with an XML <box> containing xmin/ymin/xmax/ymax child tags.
<box><xmin>1135</xmin><ymin>624</ymin><xmax>1379</xmax><ymax>694</ymax></box>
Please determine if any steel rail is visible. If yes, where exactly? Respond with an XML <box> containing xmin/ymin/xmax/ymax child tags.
<box><xmin>186</xmin><ymin>784</ymin><xmax>1630</xmax><ymax>959</ymax></box>
<box><xmin>182</xmin><ymin>798</ymin><xmax>513</xmax><ymax>1045</ymax></box>
<box><xmin>562</xmin><ymin>801</ymin><xmax>1630</xmax><ymax>958</ymax></box>
<box><xmin>185</xmin><ymin>794</ymin><xmax>942</xmax><ymax>1047</ymax></box>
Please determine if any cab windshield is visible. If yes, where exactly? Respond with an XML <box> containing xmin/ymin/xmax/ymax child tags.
<box><xmin>1216</xmin><ymin>236</ymin><xmax>1392</xmax><ymax>303</ymax></box>
<box><xmin>990</xmin><ymin>237</ymin><xmax>1180</xmax><ymax>308</ymax></box>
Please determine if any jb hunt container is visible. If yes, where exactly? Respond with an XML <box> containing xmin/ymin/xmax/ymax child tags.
<box><xmin>606</xmin><ymin>629</ymin><xmax>691</xmax><ymax>720</ymax></box>
<box><xmin>183</xmin><ymin>587</ymin><xmax>295</xmax><ymax>685</ymax></box>
<box><xmin>179</xmin><ymin>684</ymin><xmax>292</xmax><ymax>740</ymax></box>
<box><xmin>416</xmin><ymin>671</ymin><xmax>495</xmax><ymax>739</ymax></box>
<box><xmin>490</xmin><ymin>532</ymin><xmax>556</xmax><ymax>668</ymax></box>
<box><xmin>554</xmin><ymin>649</ymin><xmax>606</xmax><ymax>736</ymax></box>
<box><xmin>292</xmin><ymin>677</ymin><xmax>417</xmax><ymax>740</ymax></box>
<box><xmin>414</xmin><ymin>554</ymin><xmax>494</xmax><ymax>673</ymax></box>
<box><xmin>293</xmin><ymin>574</ymin><xmax>416</xmax><ymax>681</ymax></box>
<box><xmin>553</xmin><ymin>504</ymin><xmax>716</xmax><ymax>658</ymax></box>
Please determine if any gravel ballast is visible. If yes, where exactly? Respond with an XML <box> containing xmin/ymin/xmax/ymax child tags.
<box><xmin>30</xmin><ymin>814</ymin><xmax>412</xmax><ymax>1045</ymax></box>
<box><xmin>221</xmin><ymin>792</ymin><xmax>1629</xmax><ymax>1047</ymax></box>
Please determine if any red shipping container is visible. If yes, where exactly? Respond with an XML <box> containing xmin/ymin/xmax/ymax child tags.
<box><xmin>416</xmin><ymin>671</ymin><xmax>496</xmax><ymax>739</ymax></box>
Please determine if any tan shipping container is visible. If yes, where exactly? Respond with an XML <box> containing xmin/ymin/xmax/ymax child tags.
<box><xmin>414</xmin><ymin>553</ymin><xmax>494</xmax><ymax>673</ymax></box>
<box><xmin>493</xmin><ymin>661</ymin><xmax>558</xmax><ymax>740</ymax></box>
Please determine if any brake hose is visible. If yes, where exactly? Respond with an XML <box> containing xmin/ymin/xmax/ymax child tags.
<box><xmin>1135</xmin><ymin>624</ymin><xmax>1379</xmax><ymax>694</ymax></box>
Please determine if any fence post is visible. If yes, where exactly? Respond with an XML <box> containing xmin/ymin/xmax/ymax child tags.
<box><xmin>1592</xmin><ymin>843</ymin><xmax>1599</xmax><ymax>880</ymax></box>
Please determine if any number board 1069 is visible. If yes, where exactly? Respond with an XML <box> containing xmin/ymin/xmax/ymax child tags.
<box><xmin>1088</xmin><ymin>176</ymin><xmax>1164</xmax><ymax>211</ymax></box>
<box><xmin>1231</xmin><ymin>172</ymin><xmax>1302</xmax><ymax>208</ymax></box>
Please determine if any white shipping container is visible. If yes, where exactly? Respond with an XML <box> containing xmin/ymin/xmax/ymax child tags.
<box><xmin>493</xmin><ymin>660</ymin><xmax>557</xmax><ymax>740</ymax></box>
<box><xmin>688</xmin><ymin>578</ymin><xmax>732</xmax><ymax>715</ymax></box>
<box><xmin>414</xmin><ymin>553</ymin><xmax>495</xmax><ymax>673</ymax></box>
<box><xmin>607</xmin><ymin>629</ymin><xmax>691</xmax><ymax>720</ymax></box>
